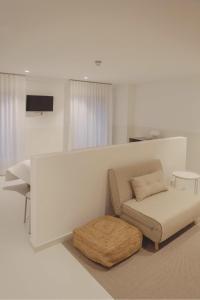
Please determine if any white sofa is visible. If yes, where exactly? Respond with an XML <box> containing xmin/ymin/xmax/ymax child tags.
<box><xmin>109</xmin><ymin>159</ymin><xmax>200</xmax><ymax>250</ymax></box>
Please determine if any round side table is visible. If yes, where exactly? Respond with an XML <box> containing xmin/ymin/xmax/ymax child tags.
<box><xmin>172</xmin><ymin>171</ymin><xmax>200</xmax><ymax>194</ymax></box>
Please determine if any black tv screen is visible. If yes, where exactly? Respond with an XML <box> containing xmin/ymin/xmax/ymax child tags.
<box><xmin>26</xmin><ymin>95</ymin><xmax>53</xmax><ymax>111</ymax></box>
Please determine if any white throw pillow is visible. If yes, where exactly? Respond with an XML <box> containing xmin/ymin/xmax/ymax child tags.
<box><xmin>131</xmin><ymin>170</ymin><xmax>168</xmax><ymax>201</ymax></box>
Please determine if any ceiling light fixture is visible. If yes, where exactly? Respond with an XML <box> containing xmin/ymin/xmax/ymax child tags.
<box><xmin>95</xmin><ymin>60</ymin><xmax>102</xmax><ymax>66</ymax></box>
<box><xmin>24</xmin><ymin>70</ymin><xmax>30</xmax><ymax>73</ymax></box>
<box><xmin>84</xmin><ymin>76</ymin><xmax>88</xmax><ymax>80</ymax></box>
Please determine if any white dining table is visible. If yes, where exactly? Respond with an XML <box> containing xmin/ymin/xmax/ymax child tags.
<box><xmin>5</xmin><ymin>160</ymin><xmax>31</xmax><ymax>184</ymax></box>
<box><xmin>4</xmin><ymin>159</ymin><xmax>31</xmax><ymax>233</ymax></box>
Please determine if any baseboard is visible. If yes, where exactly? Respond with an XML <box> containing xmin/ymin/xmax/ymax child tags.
<box><xmin>29</xmin><ymin>231</ymin><xmax>73</xmax><ymax>252</ymax></box>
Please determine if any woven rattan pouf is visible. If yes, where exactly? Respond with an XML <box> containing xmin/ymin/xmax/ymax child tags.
<box><xmin>73</xmin><ymin>215</ymin><xmax>143</xmax><ymax>268</ymax></box>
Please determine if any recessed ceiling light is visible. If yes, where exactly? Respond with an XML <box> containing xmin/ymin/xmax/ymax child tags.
<box><xmin>25</xmin><ymin>70</ymin><xmax>30</xmax><ymax>73</ymax></box>
<box><xmin>84</xmin><ymin>76</ymin><xmax>88</xmax><ymax>80</ymax></box>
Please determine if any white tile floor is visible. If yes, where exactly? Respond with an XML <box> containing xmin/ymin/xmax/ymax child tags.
<box><xmin>0</xmin><ymin>177</ymin><xmax>111</xmax><ymax>299</ymax></box>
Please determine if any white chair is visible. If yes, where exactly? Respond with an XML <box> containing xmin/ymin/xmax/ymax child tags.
<box><xmin>3</xmin><ymin>179</ymin><xmax>31</xmax><ymax>233</ymax></box>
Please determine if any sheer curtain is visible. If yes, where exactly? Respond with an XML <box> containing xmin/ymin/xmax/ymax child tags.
<box><xmin>0</xmin><ymin>74</ymin><xmax>25</xmax><ymax>175</ymax></box>
<box><xmin>69</xmin><ymin>80</ymin><xmax>112</xmax><ymax>150</ymax></box>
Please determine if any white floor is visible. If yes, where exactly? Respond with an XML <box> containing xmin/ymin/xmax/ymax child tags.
<box><xmin>0</xmin><ymin>177</ymin><xmax>112</xmax><ymax>299</ymax></box>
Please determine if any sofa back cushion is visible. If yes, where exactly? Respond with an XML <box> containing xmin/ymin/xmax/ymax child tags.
<box><xmin>108</xmin><ymin>159</ymin><xmax>163</xmax><ymax>215</ymax></box>
<box><xmin>130</xmin><ymin>170</ymin><xmax>168</xmax><ymax>202</ymax></box>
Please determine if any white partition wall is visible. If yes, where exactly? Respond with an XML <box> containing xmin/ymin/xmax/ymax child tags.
<box><xmin>30</xmin><ymin>137</ymin><xmax>187</xmax><ymax>248</ymax></box>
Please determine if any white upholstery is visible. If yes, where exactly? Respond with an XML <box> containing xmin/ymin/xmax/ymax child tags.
<box><xmin>109</xmin><ymin>159</ymin><xmax>162</xmax><ymax>215</ymax></box>
<box><xmin>122</xmin><ymin>188</ymin><xmax>200</xmax><ymax>242</ymax></box>
<box><xmin>130</xmin><ymin>170</ymin><xmax>168</xmax><ymax>201</ymax></box>
<box><xmin>109</xmin><ymin>159</ymin><xmax>200</xmax><ymax>245</ymax></box>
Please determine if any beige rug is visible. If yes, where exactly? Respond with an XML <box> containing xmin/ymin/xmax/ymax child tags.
<box><xmin>64</xmin><ymin>223</ymin><xmax>200</xmax><ymax>299</ymax></box>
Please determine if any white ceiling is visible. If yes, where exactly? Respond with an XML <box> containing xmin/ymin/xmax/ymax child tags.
<box><xmin>1</xmin><ymin>0</ymin><xmax>200</xmax><ymax>83</ymax></box>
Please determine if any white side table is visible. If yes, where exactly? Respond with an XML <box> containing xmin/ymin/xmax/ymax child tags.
<box><xmin>172</xmin><ymin>171</ymin><xmax>200</xmax><ymax>194</ymax></box>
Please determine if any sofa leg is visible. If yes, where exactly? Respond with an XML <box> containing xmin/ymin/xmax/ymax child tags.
<box><xmin>155</xmin><ymin>242</ymin><xmax>159</xmax><ymax>251</ymax></box>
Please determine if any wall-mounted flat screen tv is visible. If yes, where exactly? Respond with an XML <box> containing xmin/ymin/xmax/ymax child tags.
<box><xmin>26</xmin><ymin>95</ymin><xmax>54</xmax><ymax>111</ymax></box>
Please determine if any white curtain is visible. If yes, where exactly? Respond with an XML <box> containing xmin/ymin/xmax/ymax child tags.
<box><xmin>0</xmin><ymin>74</ymin><xmax>25</xmax><ymax>175</ymax></box>
<box><xmin>69</xmin><ymin>80</ymin><xmax>112</xmax><ymax>150</ymax></box>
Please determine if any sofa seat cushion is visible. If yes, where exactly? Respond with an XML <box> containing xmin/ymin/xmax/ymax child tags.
<box><xmin>73</xmin><ymin>215</ymin><xmax>142</xmax><ymax>268</ymax></box>
<box><xmin>122</xmin><ymin>188</ymin><xmax>200</xmax><ymax>242</ymax></box>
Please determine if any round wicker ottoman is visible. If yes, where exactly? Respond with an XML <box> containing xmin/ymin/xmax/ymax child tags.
<box><xmin>73</xmin><ymin>215</ymin><xmax>143</xmax><ymax>268</ymax></box>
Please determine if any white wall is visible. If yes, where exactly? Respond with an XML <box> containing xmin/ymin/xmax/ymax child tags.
<box><xmin>25</xmin><ymin>77</ymin><xmax>65</xmax><ymax>157</ymax></box>
<box><xmin>25</xmin><ymin>79</ymin><xmax>131</xmax><ymax>156</ymax></box>
<box><xmin>128</xmin><ymin>78</ymin><xmax>200</xmax><ymax>172</ymax></box>
<box><xmin>30</xmin><ymin>137</ymin><xmax>186</xmax><ymax>248</ymax></box>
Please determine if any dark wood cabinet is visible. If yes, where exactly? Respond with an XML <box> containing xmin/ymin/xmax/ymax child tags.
<box><xmin>129</xmin><ymin>137</ymin><xmax>146</xmax><ymax>143</ymax></box>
